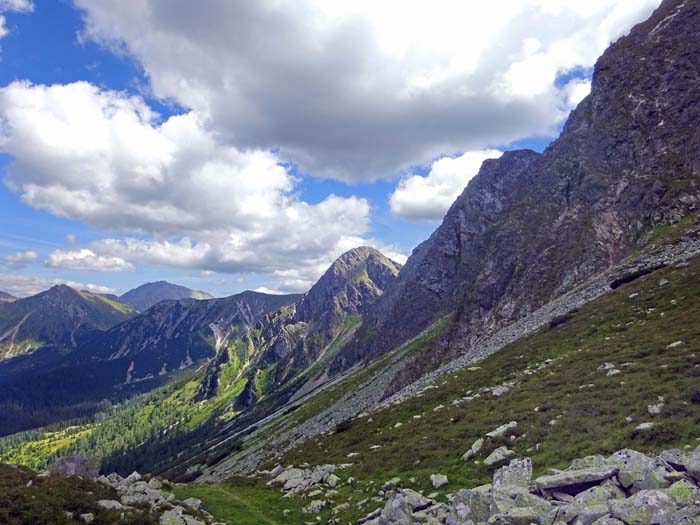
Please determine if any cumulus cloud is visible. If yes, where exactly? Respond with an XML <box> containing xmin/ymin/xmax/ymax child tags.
<box><xmin>0</xmin><ymin>81</ymin><xmax>399</xmax><ymax>291</ymax></box>
<box><xmin>0</xmin><ymin>273</ymin><xmax>117</xmax><ymax>297</ymax></box>
<box><xmin>74</xmin><ymin>0</ymin><xmax>660</xmax><ymax>180</ymax></box>
<box><xmin>390</xmin><ymin>150</ymin><xmax>503</xmax><ymax>221</ymax></box>
<box><xmin>46</xmin><ymin>248</ymin><xmax>135</xmax><ymax>272</ymax></box>
<box><xmin>0</xmin><ymin>0</ymin><xmax>33</xmax><ymax>39</ymax></box>
<box><xmin>2</xmin><ymin>249</ymin><xmax>37</xmax><ymax>269</ymax></box>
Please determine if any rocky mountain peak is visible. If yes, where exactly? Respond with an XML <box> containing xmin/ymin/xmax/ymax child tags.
<box><xmin>331</xmin><ymin>0</ymin><xmax>700</xmax><ymax>374</ymax></box>
<box><xmin>294</xmin><ymin>247</ymin><xmax>402</xmax><ymax>336</ymax></box>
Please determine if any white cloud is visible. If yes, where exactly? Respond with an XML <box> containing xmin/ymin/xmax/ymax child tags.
<box><xmin>0</xmin><ymin>0</ymin><xmax>33</xmax><ymax>39</ymax></box>
<box><xmin>46</xmin><ymin>248</ymin><xmax>135</xmax><ymax>272</ymax></box>
<box><xmin>562</xmin><ymin>79</ymin><xmax>592</xmax><ymax>109</ymax></box>
<box><xmin>0</xmin><ymin>273</ymin><xmax>117</xmax><ymax>297</ymax></box>
<box><xmin>0</xmin><ymin>0</ymin><xmax>33</xmax><ymax>11</ymax></box>
<box><xmin>253</xmin><ymin>287</ymin><xmax>289</xmax><ymax>296</ymax></box>
<box><xmin>0</xmin><ymin>81</ymin><xmax>398</xmax><ymax>290</ymax></box>
<box><xmin>390</xmin><ymin>150</ymin><xmax>503</xmax><ymax>221</ymax></box>
<box><xmin>2</xmin><ymin>249</ymin><xmax>37</xmax><ymax>268</ymax></box>
<box><xmin>74</xmin><ymin>0</ymin><xmax>660</xmax><ymax>181</ymax></box>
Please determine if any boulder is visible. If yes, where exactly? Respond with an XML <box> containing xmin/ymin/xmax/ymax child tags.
<box><xmin>461</xmin><ymin>438</ymin><xmax>484</xmax><ymax>462</ymax></box>
<box><xmin>484</xmin><ymin>447</ymin><xmax>516</xmax><ymax>467</ymax></box>
<box><xmin>686</xmin><ymin>446</ymin><xmax>700</xmax><ymax>482</ymax></box>
<box><xmin>97</xmin><ymin>500</ymin><xmax>125</xmax><ymax>510</ymax></box>
<box><xmin>449</xmin><ymin>485</ymin><xmax>492</xmax><ymax>523</ymax></box>
<box><xmin>535</xmin><ymin>466</ymin><xmax>619</xmax><ymax>494</ymax></box>
<box><xmin>486</xmin><ymin>421</ymin><xmax>518</xmax><ymax>439</ymax></box>
<box><xmin>401</xmin><ymin>488</ymin><xmax>434</xmax><ymax>512</ymax></box>
<box><xmin>609</xmin><ymin>490</ymin><xmax>676</xmax><ymax>525</ymax></box>
<box><xmin>302</xmin><ymin>499</ymin><xmax>327</xmax><ymax>514</ymax></box>
<box><xmin>665</xmin><ymin>479</ymin><xmax>700</xmax><ymax>506</ymax></box>
<box><xmin>608</xmin><ymin>449</ymin><xmax>673</xmax><ymax>492</ymax></box>
<box><xmin>124</xmin><ymin>471</ymin><xmax>143</xmax><ymax>484</ymax></box>
<box><xmin>431</xmin><ymin>474</ymin><xmax>449</xmax><ymax>489</ymax></box>
<box><xmin>493</xmin><ymin>457</ymin><xmax>532</xmax><ymax>492</ymax></box>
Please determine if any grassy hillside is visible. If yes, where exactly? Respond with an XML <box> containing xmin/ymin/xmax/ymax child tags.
<box><xmin>3</xmin><ymin>243</ymin><xmax>700</xmax><ymax>524</ymax></box>
<box><xmin>172</xmin><ymin>252</ymin><xmax>700</xmax><ymax>524</ymax></box>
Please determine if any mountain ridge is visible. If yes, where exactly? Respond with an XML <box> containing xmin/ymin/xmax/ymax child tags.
<box><xmin>330</xmin><ymin>0</ymin><xmax>700</xmax><ymax>375</ymax></box>
<box><xmin>119</xmin><ymin>280</ymin><xmax>214</xmax><ymax>312</ymax></box>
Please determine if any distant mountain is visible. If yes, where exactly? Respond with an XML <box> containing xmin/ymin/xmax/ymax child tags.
<box><xmin>0</xmin><ymin>285</ymin><xmax>135</xmax><ymax>362</ymax></box>
<box><xmin>90</xmin><ymin>290</ymin><xmax>302</xmax><ymax>385</ymax></box>
<box><xmin>0</xmin><ymin>291</ymin><xmax>16</xmax><ymax>303</ymax></box>
<box><xmin>0</xmin><ymin>289</ymin><xmax>300</xmax><ymax>434</ymax></box>
<box><xmin>119</xmin><ymin>281</ymin><xmax>214</xmax><ymax>311</ymax></box>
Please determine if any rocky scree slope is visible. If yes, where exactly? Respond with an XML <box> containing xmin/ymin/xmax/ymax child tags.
<box><xmin>119</xmin><ymin>281</ymin><xmax>214</xmax><ymax>312</ymax></box>
<box><xmin>332</xmin><ymin>0</ymin><xmax>700</xmax><ymax>377</ymax></box>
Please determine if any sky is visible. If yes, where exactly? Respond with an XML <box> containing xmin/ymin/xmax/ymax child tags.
<box><xmin>0</xmin><ymin>0</ymin><xmax>661</xmax><ymax>298</ymax></box>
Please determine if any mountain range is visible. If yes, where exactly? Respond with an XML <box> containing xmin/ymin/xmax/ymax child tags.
<box><xmin>1</xmin><ymin>1</ymin><xmax>700</xmax><ymax>523</ymax></box>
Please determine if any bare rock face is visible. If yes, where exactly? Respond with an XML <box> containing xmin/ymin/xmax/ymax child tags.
<box><xmin>232</xmin><ymin>247</ymin><xmax>402</xmax><ymax>406</ymax></box>
<box><xmin>332</xmin><ymin>0</ymin><xmax>700</xmax><ymax>374</ymax></box>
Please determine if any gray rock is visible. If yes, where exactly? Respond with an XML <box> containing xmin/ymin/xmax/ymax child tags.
<box><xmin>302</xmin><ymin>499</ymin><xmax>327</xmax><ymax>514</ymax></box>
<box><xmin>97</xmin><ymin>500</ymin><xmax>125</xmax><ymax>510</ymax></box>
<box><xmin>182</xmin><ymin>497</ymin><xmax>203</xmax><ymax>511</ymax></box>
<box><xmin>431</xmin><ymin>474</ymin><xmax>449</xmax><ymax>489</ymax></box>
<box><xmin>461</xmin><ymin>438</ymin><xmax>484</xmax><ymax>462</ymax></box>
<box><xmin>686</xmin><ymin>446</ymin><xmax>700</xmax><ymax>482</ymax></box>
<box><xmin>609</xmin><ymin>490</ymin><xmax>676</xmax><ymax>525</ymax></box>
<box><xmin>535</xmin><ymin>466</ymin><xmax>620</xmax><ymax>494</ymax></box>
<box><xmin>493</xmin><ymin>457</ymin><xmax>532</xmax><ymax>492</ymax></box>
<box><xmin>484</xmin><ymin>447</ymin><xmax>516</xmax><ymax>467</ymax></box>
<box><xmin>449</xmin><ymin>485</ymin><xmax>492</xmax><ymax>523</ymax></box>
<box><xmin>124</xmin><ymin>471</ymin><xmax>142</xmax><ymax>484</ymax></box>
<box><xmin>486</xmin><ymin>422</ymin><xmax>518</xmax><ymax>439</ymax></box>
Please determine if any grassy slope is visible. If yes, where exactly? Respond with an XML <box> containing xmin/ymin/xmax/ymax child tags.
<box><xmin>174</xmin><ymin>253</ymin><xmax>700</xmax><ymax>524</ymax></box>
<box><xmin>0</xmin><ymin>464</ymin><xmax>159</xmax><ymax>525</ymax></box>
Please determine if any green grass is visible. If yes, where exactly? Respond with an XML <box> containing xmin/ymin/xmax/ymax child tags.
<box><xmin>264</xmin><ymin>254</ymin><xmax>700</xmax><ymax>521</ymax></box>
<box><xmin>0</xmin><ymin>464</ymin><xmax>158</xmax><ymax>525</ymax></box>
<box><xmin>173</xmin><ymin>478</ymin><xmax>306</xmax><ymax>525</ymax></box>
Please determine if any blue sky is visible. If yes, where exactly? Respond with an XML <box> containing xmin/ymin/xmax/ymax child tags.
<box><xmin>0</xmin><ymin>0</ymin><xmax>659</xmax><ymax>297</ymax></box>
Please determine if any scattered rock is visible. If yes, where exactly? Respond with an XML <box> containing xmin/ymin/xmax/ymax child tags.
<box><xmin>484</xmin><ymin>447</ymin><xmax>516</xmax><ymax>467</ymax></box>
<box><xmin>461</xmin><ymin>437</ymin><xmax>484</xmax><ymax>461</ymax></box>
<box><xmin>430</xmin><ymin>474</ymin><xmax>449</xmax><ymax>489</ymax></box>
<box><xmin>486</xmin><ymin>421</ymin><xmax>518</xmax><ymax>439</ymax></box>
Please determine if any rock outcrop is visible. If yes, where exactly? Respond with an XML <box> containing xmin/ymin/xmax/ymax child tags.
<box><xmin>332</xmin><ymin>0</ymin><xmax>700</xmax><ymax>375</ymax></box>
<box><xmin>272</xmin><ymin>443</ymin><xmax>700</xmax><ymax>525</ymax></box>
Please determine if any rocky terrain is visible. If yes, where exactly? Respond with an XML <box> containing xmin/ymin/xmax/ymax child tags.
<box><xmin>1</xmin><ymin>1</ymin><xmax>700</xmax><ymax>524</ymax></box>
<box><xmin>331</xmin><ymin>0</ymin><xmax>700</xmax><ymax>379</ymax></box>
<box><xmin>264</xmin><ymin>440</ymin><xmax>700</xmax><ymax>525</ymax></box>
<box><xmin>119</xmin><ymin>281</ymin><xmax>214</xmax><ymax>312</ymax></box>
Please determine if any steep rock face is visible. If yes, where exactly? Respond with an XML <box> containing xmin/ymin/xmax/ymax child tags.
<box><xmin>119</xmin><ymin>281</ymin><xmax>214</xmax><ymax>312</ymax></box>
<box><xmin>0</xmin><ymin>285</ymin><xmax>134</xmax><ymax>362</ymax></box>
<box><xmin>332</xmin><ymin>0</ymin><xmax>700</xmax><ymax>372</ymax></box>
<box><xmin>230</xmin><ymin>247</ymin><xmax>401</xmax><ymax>404</ymax></box>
